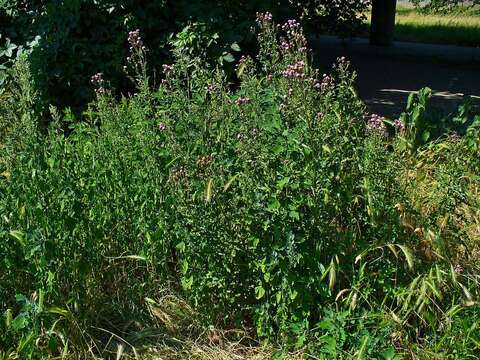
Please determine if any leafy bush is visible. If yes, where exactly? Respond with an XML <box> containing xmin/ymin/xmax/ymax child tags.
<box><xmin>0</xmin><ymin>13</ymin><xmax>479</xmax><ymax>359</ymax></box>
<box><xmin>0</xmin><ymin>0</ymin><xmax>372</xmax><ymax>111</ymax></box>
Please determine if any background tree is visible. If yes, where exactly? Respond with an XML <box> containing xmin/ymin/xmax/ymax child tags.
<box><xmin>411</xmin><ymin>0</ymin><xmax>480</xmax><ymax>12</ymax></box>
<box><xmin>370</xmin><ymin>0</ymin><xmax>397</xmax><ymax>46</ymax></box>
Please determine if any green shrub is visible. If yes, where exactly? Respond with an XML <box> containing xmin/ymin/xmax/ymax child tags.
<box><xmin>0</xmin><ymin>13</ymin><xmax>478</xmax><ymax>359</ymax></box>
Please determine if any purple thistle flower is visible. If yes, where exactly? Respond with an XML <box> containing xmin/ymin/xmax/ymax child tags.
<box><xmin>91</xmin><ymin>72</ymin><xmax>107</xmax><ymax>95</ymax></box>
<box><xmin>256</xmin><ymin>12</ymin><xmax>273</xmax><ymax>26</ymax></box>
<box><xmin>282</xmin><ymin>60</ymin><xmax>306</xmax><ymax>79</ymax></box>
<box><xmin>368</xmin><ymin>113</ymin><xmax>386</xmax><ymax>131</ymax></box>
<box><xmin>394</xmin><ymin>118</ymin><xmax>405</xmax><ymax>132</ymax></box>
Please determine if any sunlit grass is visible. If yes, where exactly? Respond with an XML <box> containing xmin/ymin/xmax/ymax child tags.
<box><xmin>366</xmin><ymin>5</ymin><xmax>480</xmax><ymax>47</ymax></box>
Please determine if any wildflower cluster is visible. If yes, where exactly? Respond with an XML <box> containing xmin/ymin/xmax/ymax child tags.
<box><xmin>162</xmin><ymin>64</ymin><xmax>174</xmax><ymax>73</ymax></box>
<box><xmin>368</xmin><ymin>113</ymin><xmax>386</xmax><ymax>131</ymax></box>
<box><xmin>319</xmin><ymin>74</ymin><xmax>335</xmax><ymax>91</ymax></box>
<box><xmin>125</xmin><ymin>30</ymin><xmax>144</xmax><ymax>69</ymax></box>
<box><xmin>256</xmin><ymin>11</ymin><xmax>273</xmax><ymax>26</ymax></box>
<box><xmin>124</xmin><ymin>29</ymin><xmax>148</xmax><ymax>90</ymax></box>
<box><xmin>394</xmin><ymin>118</ymin><xmax>405</xmax><ymax>133</ymax></box>
<box><xmin>282</xmin><ymin>60</ymin><xmax>306</xmax><ymax>79</ymax></box>
<box><xmin>281</xmin><ymin>19</ymin><xmax>301</xmax><ymax>34</ymax></box>
<box><xmin>280</xmin><ymin>19</ymin><xmax>308</xmax><ymax>53</ymax></box>
<box><xmin>128</xmin><ymin>29</ymin><xmax>144</xmax><ymax>52</ymax></box>
<box><xmin>90</xmin><ymin>72</ymin><xmax>107</xmax><ymax>95</ymax></box>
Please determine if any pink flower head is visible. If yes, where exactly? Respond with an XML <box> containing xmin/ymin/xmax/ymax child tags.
<box><xmin>256</xmin><ymin>12</ymin><xmax>273</xmax><ymax>25</ymax></box>
<box><xmin>368</xmin><ymin>113</ymin><xmax>386</xmax><ymax>131</ymax></box>
<box><xmin>282</xmin><ymin>60</ymin><xmax>306</xmax><ymax>79</ymax></box>
<box><xmin>394</xmin><ymin>118</ymin><xmax>405</xmax><ymax>132</ymax></box>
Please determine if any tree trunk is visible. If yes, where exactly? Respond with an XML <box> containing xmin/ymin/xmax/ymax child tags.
<box><xmin>370</xmin><ymin>0</ymin><xmax>397</xmax><ymax>46</ymax></box>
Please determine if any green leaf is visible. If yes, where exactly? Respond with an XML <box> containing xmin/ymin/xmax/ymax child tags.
<box><xmin>380</xmin><ymin>347</ymin><xmax>399</xmax><ymax>360</ymax></box>
<box><xmin>236</xmin><ymin>63</ymin><xmax>246</xmax><ymax>78</ymax></box>
<box><xmin>181</xmin><ymin>276</ymin><xmax>193</xmax><ymax>290</ymax></box>
<box><xmin>176</xmin><ymin>241</ymin><xmax>186</xmax><ymax>252</ymax></box>
<box><xmin>230</xmin><ymin>42</ymin><xmax>241</xmax><ymax>52</ymax></box>
<box><xmin>422</xmin><ymin>130</ymin><xmax>430</xmax><ymax>142</ymax></box>
<box><xmin>356</xmin><ymin>335</ymin><xmax>370</xmax><ymax>359</ymax></box>
<box><xmin>222</xmin><ymin>53</ymin><xmax>235</xmax><ymax>63</ymax></box>
<box><xmin>11</xmin><ymin>314</ymin><xmax>28</xmax><ymax>331</ymax></box>
<box><xmin>255</xmin><ymin>286</ymin><xmax>265</xmax><ymax>299</ymax></box>
<box><xmin>9</xmin><ymin>230</ymin><xmax>26</xmax><ymax>247</ymax></box>
<box><xmin>276</xmin><ymin>177</ymin><xmax>290</xmax><ymax>190</ymax></box>
<box><xmin>328</xmin><ymin>259</ymin><xmax>336</xmax><ymax>290</ymax></box>
<box><xmin>5</xmin><ymin>309</ymin><xmax>12</xmax><ymax>328</ymax></box>
<box><xmin>289</xmin><ymin>210</ymin><xmax>300</xmax><ymax>220</ymax></box>
<box><xmin>268</xmin><ymin>199</ymin><xmax>281</xmax><ymax>211</ymax></box>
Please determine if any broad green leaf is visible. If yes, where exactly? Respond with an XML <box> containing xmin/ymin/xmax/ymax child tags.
<box><xmin>222</xmin><ymin>53</ymin><xmax>235</xmax><ymax>63</ymax></box>
<box><xmin>230</xmin><ymin>42</ymin><xmax>241</xmax><ymax>52</ymax></box>
<box><xmin>255</xmin><ymin>286</ymin><xmax>265</xmax><ymax>299</ymax></box>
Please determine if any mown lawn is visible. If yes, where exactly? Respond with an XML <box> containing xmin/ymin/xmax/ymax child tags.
<box><xmin>366</xmin><ymin>5</ymin><xmax>480</xmax><ymax>47</ymax></box>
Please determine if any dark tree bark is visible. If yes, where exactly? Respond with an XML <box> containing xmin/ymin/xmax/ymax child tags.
<box><xmin>370</xmin><ymin>0</ymin><xmax>397</xmax><ymax>46</ymax></box>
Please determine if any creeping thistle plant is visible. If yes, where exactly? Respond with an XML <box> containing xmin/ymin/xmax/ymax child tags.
<box><xmin>1</xmin><ymin>10</ymin><xmax>480</xmax><ymax>359</ymax></box>
<box><xmin>124</xmin><ymin>29</ymin><xmax>149</xmax><ymax>93</ymax></box>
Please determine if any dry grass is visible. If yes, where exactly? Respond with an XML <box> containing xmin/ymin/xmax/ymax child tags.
<box><xmin>133</xmin><ymin>293</ymin><xmax>305</xmax><ymax>360</ymax></box>
<box><xmin>398</xmin><ymin>137</ymin><xmax>480</xmax><ymax>269</ymax></box>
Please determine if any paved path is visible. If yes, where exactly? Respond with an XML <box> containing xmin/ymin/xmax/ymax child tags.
<box><xmin>311</xmin><ymin>36</ymin><xmax>480</xmax><ymax>118</ymax></box>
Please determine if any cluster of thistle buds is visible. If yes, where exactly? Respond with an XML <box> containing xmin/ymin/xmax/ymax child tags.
<box><xmin>128</xmin><ymin>29</ymin><xmax>144</xmax><ymax>51</ymax></box>
<box><xmin>393</xmin><ymin>118</ymin><xmax>405</xmax><ymax>132</ymax></box>
<box><xmin>236</xmin><ymin>97</ymin><xmax>251</xmax><ymax>106</ymax></box>
<box><xmin>368</xmin><ymin>113</ymin><xmax>386</xmax><ymax>131</ymax></box>
<box><xmin>282</xmin><ymin>60</ymin><xmax>306</xmax><ymax>79</ymax></box>
<box><xmin>256</xmin><ymin>12</ymin><xmax>273</xmax><ymax>25</ymax></box>
<box><xmin>162</xmin><ymin>64</ymin><xmax>174</xmax><ymax>73</ymax></box>
<box><xmin>282</xmin><ymin>19</ymin><xmax>301</xmax><ymax>33</ymax></box>
<box><xmin>280</xmin><ymin>19</ymin><xmax>307</xmax><ymax>53</ymax></box>
<box><xmin>91</xmin><ymin>73</ymin><xmax>107</xmax><ymax>95</ymax></box>
<box><xmin>125</xmin><ymin>29</ymin><xmax>147</xmax><ymax>72</ymax></box>
<box><xmin>319</xmin><ymin>74</ymin><xmax>334</xmax><ymax>91</ymax></box>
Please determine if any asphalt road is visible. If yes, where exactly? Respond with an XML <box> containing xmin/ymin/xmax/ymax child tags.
<box><xmin>311</xmin><ymin>36</ymin><xmax>480</xmax><ymax>118</ymax></box>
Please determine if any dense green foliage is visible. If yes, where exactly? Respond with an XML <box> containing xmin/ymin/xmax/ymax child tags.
<box><xmin>0</xmin><ymin>14</ymin><xmax>479</xmax><ymax>359</ymax></box>
<box><xmin>0</xmin><ymin>0</ymin><xmax>371</xmax><ymax>112</ymax></box>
